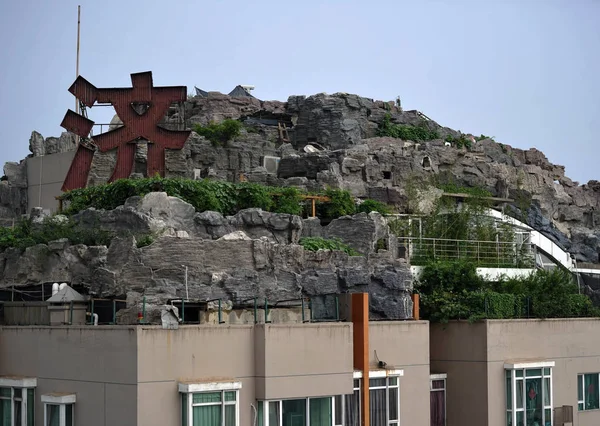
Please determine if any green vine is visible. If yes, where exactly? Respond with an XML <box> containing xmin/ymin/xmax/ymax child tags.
<box><xmin>193</xmin><ymin>119</ymin><xmax>242</xmax><ymax>147</ymax></box>
<box><xmin>299</xmin><ymin>237</ymin><xmax>360</xmax><ymax>256</ymax></box>
<box><xmin>376</xmin><ymin>114</ymin><xmax>439</xmax><ymax>141</ymax></box>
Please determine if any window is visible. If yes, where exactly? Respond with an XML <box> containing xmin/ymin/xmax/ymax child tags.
<box><xmin>578</xmin><ymin>373</ymin><xmax>600</xmax><ymax>411</ymax></box>
<box><xmin>505</xmin><ymin>362</ymin><xmax>553</xmax><ymax>426</ymax></box>
<box><xmin>179</xmin><ymin>381</ymin><xmax>240</xmax><ymax>426</ymax></box>
<box><xmin>41</xmin><ymin>394</ymin><xmax>75</xmax><ymax>426</ymax></box>
<box><xmin>256</xmin><ymin>370</ymin><xmax>401</xmax><ymax>426</ymax></box>
<box><xmin>430</xmin><ymin>374</ymin><xmax>446</xmax><ymax>426</ymax></box>
<box><xmin>0</xmin><ymin>377</ymin><xmax>36</xmax><ymax>426</ymax></box>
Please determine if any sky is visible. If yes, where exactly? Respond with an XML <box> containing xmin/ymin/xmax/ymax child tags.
<box><xmin>0</xmin><ymin>0</ymin><xmax>599</xmax><ymax>184</ymax></box>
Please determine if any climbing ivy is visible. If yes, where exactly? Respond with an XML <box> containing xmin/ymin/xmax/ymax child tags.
<box><xmin>299</xmin><ymin>237</ymin><xmax>360</xmax><ymax>256</ymax></box>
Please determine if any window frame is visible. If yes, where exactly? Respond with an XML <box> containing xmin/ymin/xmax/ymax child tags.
<box><xmin>41</xmin><ymin>394</ymin><xmax>76</xmax><ymax>426</ymax></box>
<box><xmin>0</xmin><ymin>377</ymin><xmax>37</xmax><ymax>426</ymax></box>
<box><xmin>577</xmin><ymin>373</ymin><xmax>600</xmax><ymax>411</ymax></box>
<box><xmin>178</xmin><ymin>380</ymin><xmax>241</xmax><ymax>426</ymax></box>
<box><xmin>429</xmin><ymin>374</ymin><xmax>447</xmax><ymax>426</ymax></box>
<box><xmin>333</xmin><ymin>379</ymin><xmax>361</xmax><ymax>426</ymax></box>
<box><xmin>505</xmin><ymin>361</ymin><xmax>554</xmax><ymax>426</ymax></box>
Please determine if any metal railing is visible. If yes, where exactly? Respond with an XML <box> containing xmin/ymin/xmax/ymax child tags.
<box><xmin>399</xmin><ymin>237</ymin><xmax>535</xmax><ymax>268</ymax></box>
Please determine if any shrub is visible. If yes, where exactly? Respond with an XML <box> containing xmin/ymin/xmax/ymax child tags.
<box><xmin>357</xmin><ymin>199</ymin><xmax>393</xmax><ymax>215</ymax></box>
<box><xmin>271</xmin><ymin>187</ymin><xmax>304</xmax><ymax>215</ymax></box>
<box><xmin>376</xmin><ymin>114</ymin><xmax>439</xmax><ymax>141</ymax></box>
<box><xmin>193</xmin><ymin>119</ymin><xmax>242</xmax><ymax>146</ymax></box>
<box><xmin>319</xmin><ymin>188</ymin><xmax>356</xmax><ymax>220</ymax></box>
<box><xmin>299</xmin><ymin>237</ymin><xmax>360</xmax><ymax>256</ymax></box>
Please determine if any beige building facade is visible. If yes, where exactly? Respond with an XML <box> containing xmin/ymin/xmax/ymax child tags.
<box><xmin>431</xmin><ymin>318</ymin><xmax>600</xmax><ymax>426</ymax></box>
<box><xmin>0</xmin><ymin>318</ymin><xmax>431</xmax><ymax>426</ymax></box>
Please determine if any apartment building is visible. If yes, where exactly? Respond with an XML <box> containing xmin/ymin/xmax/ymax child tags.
<box><xmin>0</xmin><ymin>293</ymin><xmax>431</xmax><ymax>426</ymax></box>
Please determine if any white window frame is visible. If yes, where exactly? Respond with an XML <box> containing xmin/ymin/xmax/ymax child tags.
<box><xmin>334</xmin><ymin>379</ymin><xmax>361</xmax><ymax>426</ymax></box>
<box><xmin>577</xmin><ymin>373</ymin><xmax>600</xmax><ymax>411</ymax></box>
<box><xmin>0</xmin><ymin>377</ymin><xmax>37</xmax><ymax>426</ymax></box>
<box><xmin>505</xmin><ymin>361</ymin><xmax>554</xmax><ymax>426</ymax></box>
<box><xmin>430</xmin><ymin>374</ymin><xmax>447</xmax><ymax>426</ymax></box>
<box><xmin>178</xmin><ymin>381</ymin><xmax>241</xmax><ymax>426</ymax></box>
<box><xmin>41</xmin><ymin>394</ymin><xmax>75</xmax><ymax>426</ymax></box>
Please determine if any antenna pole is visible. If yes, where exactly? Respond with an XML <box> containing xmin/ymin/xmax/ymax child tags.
<box><xmin>76</xmin><ymin>5</ymin><xmax>81</xmax><ymax>114</ymax></box>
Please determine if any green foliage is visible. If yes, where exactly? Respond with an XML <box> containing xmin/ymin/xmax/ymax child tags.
<box><xmin>417</xmin><ymin>261</ymin><xmax>600</xmax><ymax>323</ymax></box>
<box><xmin>376</xmin><ymin>114</ymin><xmax>439</xmax><ymax>141</ymax></box>
<box><xmin>357</xmin><ymin>199</ymin><xmax>393</xmax><ymax>215</ymax></box>
<box><xmin>445</xmin><ymin>134</ymin><xmax>472</xmax><ymax>149</ymax></box>
<box><xmin>298</xmin><ymin>237</ymin><xmax>360</xmax><ymax>256</ymax></box>
<box><xmin>0</xmin><ymin>217</ymin><xmax>115</xmax><ymax>251</ymax></box>
<box><xmin>135</xmin><ymin>234</ymin><xmax>154</xmax><ymax>248</ymax></box>
<box><xmin>193</xmin><ymin>119</ymin><xmax>242</xmax><ymax>146</ymax></box>
<box><xmin>60</xmin><ymin>177</ymin><xmax>358</xmax><ymax>221</ymax></box>
<box><xmin>271</xmin><ymin>187</ymin><xmax>304</xmax><ymax>215</ymax></box>
<box><xmin>318</xmin><ymin>188</ymin><xmax>356</xmax><ymax>220</ymax></box>
<box><xmin>436</xmin><ymin>182</ymin><xmax>492</xmax><ymax>198</ymax></box>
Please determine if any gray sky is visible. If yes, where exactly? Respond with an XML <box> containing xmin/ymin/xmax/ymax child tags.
<box><xmin>1</xmin><ymin>0</ymin><xmax>598</xmax><ymax>184</ymax></box>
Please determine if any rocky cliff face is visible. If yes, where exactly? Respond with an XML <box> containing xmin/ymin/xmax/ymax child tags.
<box><xmin>2</xmin><ymin>91</ymin><xmax>599</xmax><ymax>263</ymax></box>
<box><xmin>0</xmin><ymin>193</ymin><xmax>413</xmax><ymax>320</ymax></box>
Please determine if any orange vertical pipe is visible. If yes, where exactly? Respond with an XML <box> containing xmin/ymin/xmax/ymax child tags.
<box><xmin>412</xmin><ymin>293</ymin><xmax>420</xmax><ymax>320</ymax></box>
<box><xmin>352</xmin><ymin>293</ymin><xmax>370</xmax><ymax>426</ymax></box>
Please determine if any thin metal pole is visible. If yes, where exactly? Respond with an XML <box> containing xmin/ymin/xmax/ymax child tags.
<box><xmin>181</xmin><ymin>299</ymin><xmax>185</xmax><ymax>323</ymax></box>
<box><xmin>184</xmin><ymin>266</ymin><xmax>189</xmax><ymax>300</ymax></box>
<box><xmin>90</xmin><ymin>298</ymin><xmax>95</xmax><ymax>325</ymax></box>
<box><xmin>69</xmin><ymin>301</ymin><xmax>74</xmax><ymax>325</ymax></box>
<box><xmin>75</xmin><ymin>5</ymin><xmax>81</xmax><ymax>146</ymax></box>
<box><xmin>112</xmin><ymin>300</ymin><xmax>116</xmax><ymax>324</ymax></box>
<box><xmin>253</xmin><ymin>298</ymin><xmax>257</xmax><ymax>324</ymax></box>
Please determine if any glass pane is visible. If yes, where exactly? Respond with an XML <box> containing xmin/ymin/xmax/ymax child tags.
<box><xmin>516</xmin><ymin>411</ymin><xmax>524</xmax><ymax>426</ymax></box>
<box><xmin>369</xmin><ymin>388</ymin><xmax>386</xmax><ymax>426</ymax></box>
<box><xmin>269</xmin><ymin>401</ymin><xmax>280</xmax><ymax>426</ymax></box>
<box><xmin>369</xmin><ymin>378</ymin><xmax>386</xmax><ymax>388</ymax></box>
<box><xmin>388</xmin><ymin>377</ymin><xmax>398</xmax><ymax>386</ymax></box>
<box><xmin>506</xmin><ymin>375</ymin><xmax>512</xmax><ymax>410</ymax></box>
<box><xmin>516</xmin><ymin>370</ymin><xmax>523</xmax><ymax>378</ymax></box>
<box><xmin>544</xmin><ymin>408</ymin><xmax>551</xmax><ymax>425</ymax></box>
<box><xmin>27</xmin><ymin>389</ymin><xmax>34</xmax><ymax>426</ymax></box>
<box><xmin>506</xmin><ymin>411</ymin><xmax>511</xmax><ymax>426</ymax></box>
<box><xmin>345</xmin><ymin>391</ymin><xmax>360</xmax><ymax>426</ymax></box>
<box><xmin>526</xmin><ymin>369</ymin><xmax>542</xmax><ymax>377</ymax></box>
<box><xmin>431</xmin><ymin>389</ymin><xmax>446</xmax><ymax>426</ymax></box>
<box><xmin>0</xmin><ymin>388</ymin><xmax>10</xmax><ymax>398</ymax></box>
<box><xmin>47</xmin><ymin>404</ymin><xmax>60</xmax><ymax>426</ymax></box>
<box><xmin>181</xmin><ymin>394</ymin><xmax>188</xmax><ymax>426</ymax></box>
<box><xmin>544</xmin><ymin>378</ymin><xmax>551</xmax><ymax>407</ymax></box>
<box><xmin>506</xmin><ymin>370</ymin><xmax>511</xmax><ymax>379</ymax></box>
<box><xmin>525</xmin><ymin>378</ymin><xmax>542</xmax><ymax>425</ymax></box>
<box><xmin>225</xmin><ymin>404</ymin><xmax>236</xmax><ymax>426</ymax></box>
<box><xmin>432</xmin><ymin>380</ymin><xmax>444</xmax><ymax>390</ymax></box>
<box><xmin>516</xmin><ymin>380</ymin><xmax>524</xmax><ymax>409</ymax></box>
<box><xmin>193</xmin><ymin>392</ymin><xmax>221</xmax><ymax>404</ymax></box>
<box><xmin>579</xmin><ymin>402</ymin><xmax>584</xmax><ymax>411</ymax></box>
<box><xmin>309</xmin><ymin>397</ymin><xmax>332</xmax><ymax>426</ymax></box>
<box><xmin>14</xmin><ymin>400</ymin><xmax>21</xmax><ymax>426</ymax></box>
<box><xmin>13</xmin><ymin>388</ymin><xmax>21</xmax><ymax>400</ymax></box>
<box><xmin>0</xmin><ymin>399</ymin><xmax>10</xmax><ymax>425</ymax></box>
<box><xmin>257</xmin><ymin>401</ymin><xmax>264</xmax><ymax>426</ymax></box>
<box><xmin>193</xmin><ymin>405</ymin><xmax>221</xmax><ymax>426</ymax></box>
<box><xmin>224</xmin><ymin>391</ymin><xmax>236</xmax><ymax>402</ymax></box>
<box><xmin>578</xmin><ymin>375</ymin><xmax>584</xmax><ymax>402</ymax></box>
<box><xmin>543</xmin><ymin>368</ymin><xmax>551</xmax><ymax>376</ymax></box>
<box><xmin>389</xmin><ymin>387</ymin><xmax>399</xmax><ymax>421</ymax></box>
<box><xmin>334</xmin><ymin>395</ymin><xmax>342</xmax><ymax>425</ymax></box>
<box><xmin>65</xmin><ymin>404</ymin><xmax>73</xmax><ymax>426</ymax></box>
<box><xmin>584</xmin><ymin>374</ymin><xmax>600</xmax><ymax>410</ymax></box>
<box><xmin>353</xmin><ymin>379</ymin><xmax>360</xmax><ymax>389</ymax></box>
<box><xmin>282</xmin><ymin>399</ymin><xmax>306</xmax><ymax>426</ymax></box>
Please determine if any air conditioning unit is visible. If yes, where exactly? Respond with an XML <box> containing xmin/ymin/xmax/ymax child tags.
<box><xmin>263</xmin><ymin>156</ymin><xmax>281</xmax><ymax>175</ymax></box>
<box><xmin>193</xmin><ymin>168</ymin><xmax>202</xmax><ymax>180</ymax></box>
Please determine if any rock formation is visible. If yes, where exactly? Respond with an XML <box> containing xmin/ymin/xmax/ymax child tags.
<box><xmin>0</xmin><ymin>193</ymin><xmax>413</xmax><ymax>320</ymax></box>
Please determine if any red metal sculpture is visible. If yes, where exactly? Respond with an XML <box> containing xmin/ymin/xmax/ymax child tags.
<box><xmin>59</xmin><ymin>71</ymin><xmax>190</xmax><ymax>191</ymax></box>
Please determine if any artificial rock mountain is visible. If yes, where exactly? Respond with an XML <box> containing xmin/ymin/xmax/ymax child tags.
<box><xmin>1</xmin><ymin>90</ymin><xmax>599</xmax><ymax>319</ymax></box>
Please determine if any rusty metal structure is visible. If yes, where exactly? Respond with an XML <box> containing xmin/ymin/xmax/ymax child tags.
<box><xmin>59</xmin><ymin>71</ymin><xmax>190</xmax><ymax>191</ymax></box>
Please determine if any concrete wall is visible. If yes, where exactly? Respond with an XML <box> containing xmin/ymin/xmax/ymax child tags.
<box><xmin>370</xmin><ymin>321</ymin><xmax>430</xmax><ymax>426</ymax></box>
<box><xmin>136</xmin><ymin>325</ymin><xmax>256</xmax><ymax>426</ymax></box>
<box><xmin>486</xmin><ymin>319</ymin><xmax>600</xmax><ymax>426</ymax></box>
<box><xmin>431</xmin><ymin>319</ymin><xmax>600</xmax><ymax>426</ymax></box>
<box><xmin>256</xmin><ymin>323</ymin><xmax>353</xmax><ymax>400</ymax></box>
<box><xmin>26</xmin><ymin>151</ymin><xmax>74</xmax><ymax>214</ymax></box>
<box><xmin>0</xmin><ymin>326</ymin><xmax>138</xmax><ymax>426</ymax></box>
<box><xmin>430</xmin><ymin>321</ymin><xmax>489</xmax><ymax>426</ymax></box>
